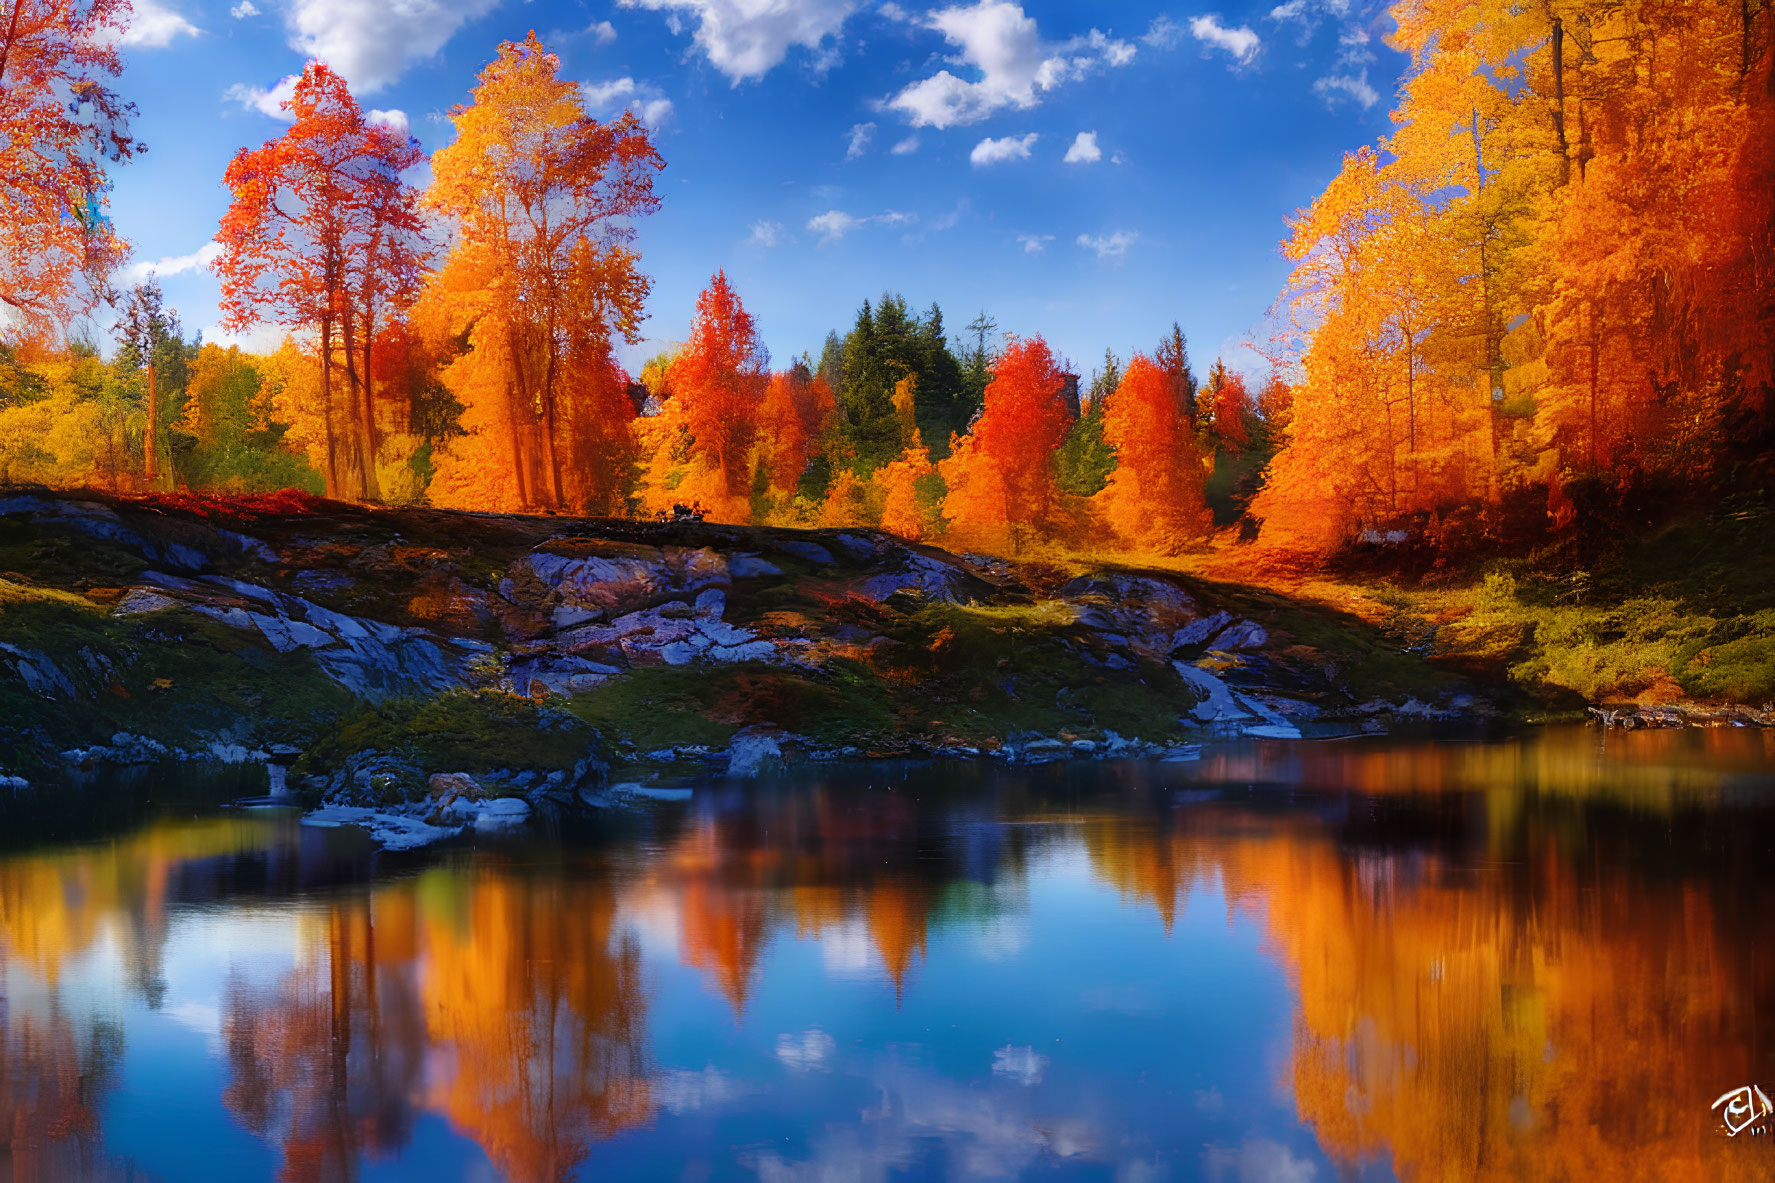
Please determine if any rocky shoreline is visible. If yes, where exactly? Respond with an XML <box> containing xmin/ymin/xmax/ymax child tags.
<box><xmin>0</xmin><ymin>488</ymin><xmax>1576</xmax><ymax>846</ymax></box>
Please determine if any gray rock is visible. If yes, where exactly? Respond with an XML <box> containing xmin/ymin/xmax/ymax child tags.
<box><xmin>303</xmin><ymin>807</ymin><xmax>459</xmax><ymax>851</ymax></box>
<box><xmin>1170</xmin><ymin>612</ymin><xmax>1234</xmax><ymax>651</ymax></box>
<box><xmin>731</xmin><ymin>553</ymin><xmax>783</xmax><ymax>578</ymax></box>
<box><xmin>694</xmin><ymin>588</ymin><xmax>727</xmax><ymax>616</ymax></box>
<box><xmin>778</xmin><ymin>540</ymin><xmax>835</xmax><ymax>565</ymax></box>
<box><xmin>726</xmin><ymin>731</ymin><xmax>783</xmax><ymax>777</ymax></box>
<box><xmin>113</xmin><ymin>588</ymin><xmax>180</xmax><ymax>615</ymax></box>
<box><xmin>1210</xmin><ymin>620</ymin><xmax>1269</xmax><ymax>651</ymax></box>
<box><xmin>472</xmin><ymin>797</ymin><xmax>532</xmax><ymax>832</ymax></box>
<box><xmin>552</xmin><ymin>604</ymin><xmax>603</xmax><ymax>629</ymax></box>
<box><xmin>1172</xmin><ymin>661</ymin><xmax>1253</xmax><ymax>723</ymax></box>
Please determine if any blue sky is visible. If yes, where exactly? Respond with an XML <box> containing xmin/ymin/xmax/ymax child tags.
<box><xmin>104</xmin><ymin>0</ymin><xmax>1404</xmax><ymax>381</ymax></box>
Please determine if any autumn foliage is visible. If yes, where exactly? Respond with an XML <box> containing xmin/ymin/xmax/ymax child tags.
<box><xmin>2</xmin><ymin>6</ymin><xmax>1770</xmax><ymax>569</ymax></box>
<box><xmin>217</xmin><ymin>62</ymin><xmax>426</xmax><ymax>502</ymax></box>
<box><xmin>0</xmin><ymin>0</ymin><xmax>139</xmax><ymax>341</ymax></box>
<box><xmin>422</xmin><ymin>33</ymin><xmax>661</xmax><ymax>516</ymax></box>
<box><xmin>1099</xmin><ymin>354</ymin><xmax>1210</xmax><ymax>551</ymax></box>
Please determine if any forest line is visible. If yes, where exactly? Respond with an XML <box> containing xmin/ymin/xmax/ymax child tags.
<box><xmin>1</xmin><ymin>1</ymin><xmax>1771</xmax><ymax>565</ymax></box>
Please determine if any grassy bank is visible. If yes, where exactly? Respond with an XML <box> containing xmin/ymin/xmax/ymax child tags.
<box><xmin>1182</xmin><ymin>492</ymin><xmax>1775</xmax><ymax>711</ymax></box>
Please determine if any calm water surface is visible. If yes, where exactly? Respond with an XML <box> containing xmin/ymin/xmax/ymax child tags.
<box><xmin>3</xmin><ymin>727</ymin><xmax>1774</xmax><ymax>1182</ymax></box>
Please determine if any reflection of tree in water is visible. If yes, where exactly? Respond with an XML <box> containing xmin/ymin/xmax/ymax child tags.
<box><xmin>221</xmin><ymin>867</ymin><xmax>652</xmax><ymax>1183</ymax></box>
<box><xmin>0</xmin><ymin>1003</ymin><xmax>130</xmax><ymax>1182</ymax></box>
<box><xmin>1077</xmin><ymin>782</ymin><xmax>1775</xmax><ymax>1182</ymax></box>
<box><xmin>222</xmin><ymin>891</ymin><xmax>429</xmax><ymax>1183</ymax></box>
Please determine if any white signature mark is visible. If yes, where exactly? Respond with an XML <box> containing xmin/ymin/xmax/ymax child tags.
<box><xmin>1713</xmin><ymin>1085</ymin><xmax>1775</xmax><ymax>1137</ymax></box>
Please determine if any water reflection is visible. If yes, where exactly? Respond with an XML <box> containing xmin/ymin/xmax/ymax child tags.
<box><xmin>0</xmin><ymin>728</ymin><xmax>1772</xmax><ymax>1181</ymax></box>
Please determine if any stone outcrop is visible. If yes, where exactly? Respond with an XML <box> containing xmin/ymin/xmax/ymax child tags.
<box><xmin>0</xmin><ymin>489</ymin><xmax>1508</xmax><ymax>844</ymax></box>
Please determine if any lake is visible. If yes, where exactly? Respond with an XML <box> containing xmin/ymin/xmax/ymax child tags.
<box><xmin>2</xmin><ymin>727</ymin><xmax>1773</xmax><ymax>1182</ymax></box>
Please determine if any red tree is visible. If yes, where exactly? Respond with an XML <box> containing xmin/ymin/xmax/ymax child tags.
<box><xmin>969</xmin><ymin>335</ymin><xmax>1073</xmax><ymax>527</ymax></box>
<box><xmin>216</xmin><ymin>62</ymin><xmax>427</xmax><ymax>501</ymax></box>
<box><xmin>757</xmin><ymin>362</ymin><xmax>834</xmax><ymax>496</ymax></box>
<box><xmin>0</xmin><ymin>0</ymin><xmax>141</xmax><ymax>340</ymax></box>
<box><xmin>670</xmin><ymin>271</ymin><xmax>769</xmax><ymax>497</ymax></box>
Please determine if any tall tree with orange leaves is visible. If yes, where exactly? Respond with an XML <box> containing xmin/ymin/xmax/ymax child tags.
<box><xmin>0</xmin><ymin>0</ymin><xmax>140</xmax><ymax>341</ymax></box>
<box><xmin>216</xmin><ymin>61</ymin><xmax>426</xmax><ymax>502</ymax></box>
<box><xmin>425</xmin><ymin>33</ymin><xmax>662</xmax><ymax>514</ymax></box>
<box><xmin>670</xmin><ymin>270</ymin><xmax>769</xmax><ymax>502</ymax></box>
<box><xmin>1099</xmin><ymin>353</ymin><xmax>1211</xmax><ymax>552</ymax></box>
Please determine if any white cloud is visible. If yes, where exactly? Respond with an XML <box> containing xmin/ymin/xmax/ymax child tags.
<box><xmin>120</xmin><ymin>241</ymin><xmax>222</xmax><ymax>285</ymax></box>
<box><xmin>1016</xmin><ymin>233</ymin><xmax>1054</xmax><ymax>252</ymax></box>
<box><xmin>747</xmin><ymin>219</ymin><xmax>785</xmax><ymax>247</ymax></box>
<box><xmin>1335</xmin><ymin>25</ymin><xmax>1374</xmax><ymax>67</ymax></box>
<box><xmin>845</xmin><ymin>121</ymin><xmax>876</xmax><ymax>159</ymax></box>
<box><xmin>887</xmin><ymin>1</ymin><xmax>1135</xmax><ymax>129</ymax></box>
<box><xmin>878</xmin><ymin>0</ymin><xmax>909</xmax><ymax>19</ymax></box>
<box><xmin>591</xmin><ymin>19</ymin><xmax>618</xmax><ymax>44</ymax></box>
<box><xmin>1189</xmin><ymin>14</ymin><xmax>1260</xmax><ymax>64</ymax></box>
<box><xmin>201</xmin><ymin>323</ymin><xmax>289</xmax><ymax>355</ymax></box>
<box><xmin>1077</xmin><ymin>230</ymin><xmax>1136</xmax><ymax>258</ymax></box>
<box><xmin>582</xmin><ymin>77</ymin><xmax>675</xmax><ymax>127</ymax></box>
<box><xmin>969</xmin><ymin>131</ymin><xmax>1037</xmax><ymax>166</ymax></box>
<box><xmin>619</xmin><ymin>0</ymin><xmax>858</xmax><ymax>82</ymax></box>
<box><xmin>775</xmin><ymin>1029</ymin><xmax>837</xmax><ymax>1071</ymax></box>
<box><xmin>1141</xmin><ymin>14</ymin><xmax>1183</xmax><ymax>49</ymax></box>
<box><xmin>1063</xmin><ymin>130</ymin><xmax>1101</xmax><ymax>164</ymax></box>
<box><xmin>283</xmin><ymin>0</ymin><xmax>500</xmax><ymax>93</ymax></box>
<box><xmin>806</xmin><ymin>208</ymin><xmax>911</xmax><ymax>243</ymax></box>
<box><xmin>890</xmin><ymin>134</ymin><xmax>920</xmax><ymax>155</ymax></box>
<box><xmin>808</xmin><ymin>210</ymin><xmax>864</xmax><ymax>242</ymax></box>
<box><xmin>367</xmin><ymin>108</ymin><xmax>409</xmax><ymax>133</ymax></box>
<box><xmin>229</xmin><ymin>0</ymin><xmax>258</xmax><ymax>17</ymax></box>
<box><xmin>1313</xmin><ymin>68</ymin><xmax>1379</xmax><ymax>108</ymax></box>
<box><xmin>225</xmin><ymin>74</ymin><xmax>300</xmax><ymax>120</ymax></box>
<box><xmin>991</xmin><ymin>1045</ymin><xmax>1049</xmax><ymax>1086</ymax></box>
<box><xmin>115</xmin><ymin>0</ymin><xmax>201</xmax><ymax>47</ymax></box>
<box><xmin>1269</xmin><ymin>0</ymin><xmax>1350</xmax><ymax>22</ymax></box>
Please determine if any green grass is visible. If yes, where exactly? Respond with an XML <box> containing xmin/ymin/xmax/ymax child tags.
<box><xmin>1378</xmin><ymin>494</ymin><xmax>1775</xmax><ymax>705</ymax></box>
<box><xmin>298</xmin><ymin>690</ymin><xmax>599</xmax><ymax>792</ymax></box>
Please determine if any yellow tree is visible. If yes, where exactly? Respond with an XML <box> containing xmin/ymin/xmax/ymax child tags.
<box><xmin>425</xmin><ymin>33</ymin><xmax>662</xmax><ymax>514</ymax></box>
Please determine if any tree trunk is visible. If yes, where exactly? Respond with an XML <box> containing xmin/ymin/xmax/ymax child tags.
<box><xmin>1552</xmin><ymin>17</ymin><xmax>1571</xmax><ymax>184</ymax></box>
<box><xmin>144</xmin><ymin>362</ymin><xmax>159</xmax><ymax>488</ymax></box>
<box><xmin>320</xmin><ymin>316</ymin><xmax>340</xmax><ymax>499</ymax></box>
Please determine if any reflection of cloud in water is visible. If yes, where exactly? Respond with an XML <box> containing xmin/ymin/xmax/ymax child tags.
<box><xmin>751</xmin><ymin>1059</ymin><xmax>1099</xmax><ymax>1180</ymax></box>
<box><xmin>990</xmin><ymin>1044</ymin><xmax>1049</xmax><ymax>1085</ymax></box>
<box><xmin>968</xmin><ymin>915</ymin><xmax>1030</xmax><ymax>960</ymax></box>
<box><xmin>776</xmin><ymin>1029</ymin><xmax>837</xmax><ymax>1071</ymax></box>
<box><xmin>819</xmin><ymin>918</ymin><xmax>880</xmax><ymax>978</ymax></box>
<box><xmin>1205</xmin><ymin>1138</ymin><xmax>1319</xmax><ymax>1183</ymax></box>
<box><xmin>1080</xmin><ymin>982</ymin><xmax>1163</xmax><ymax>1015</ymax></box>
<box><xmin>614</xmin><ymin>887</ymin><xmax>682</xmax><ymax>959</ymax></box>
<box><xmin>163</xmin><ymin>999</ymin><xmax>222</xmax><ymax>1047</ymax></box>
<box><xmin>655</xmin><ymin>1065</ymin><xmax>754</xmax><ymax>1115</ymax></box>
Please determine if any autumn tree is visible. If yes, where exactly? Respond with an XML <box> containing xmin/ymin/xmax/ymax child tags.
<box><xmin>941</xmin><ymin>335</ymin><xmax>1073</xmax><ymax>546</ymax></box>
<box><xmin>217</xmin><ymin>61</ymin><xmax>427</xmax><ymax>501</ymax></box>
<box><xmin>425</xmin><ymin>33</ymin><xmax>662</xmax><ymax>515</ymax></box>
<box><xmin>0</xmin><ymin>0</ymin><xmax>140</xmax><ymax>341</ymax></box>
<box><xmin>669</xmin><ymin>270</ymin><xmax>769</xmax><ymax>505</ymax></box>
<box><xmin>1099</xmin><ymin>353</ymin><xmax>1211</xmax><ymax>551</ymax></box>
<box><xmin>756</xmin><ymin>359</ymin><xmax>834</xmax><ymax>500</ymax></box>
<box><xmin>116</xmin><ymin>279</ymin><xmax>182</xmax><ymax>489</ymax></box>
